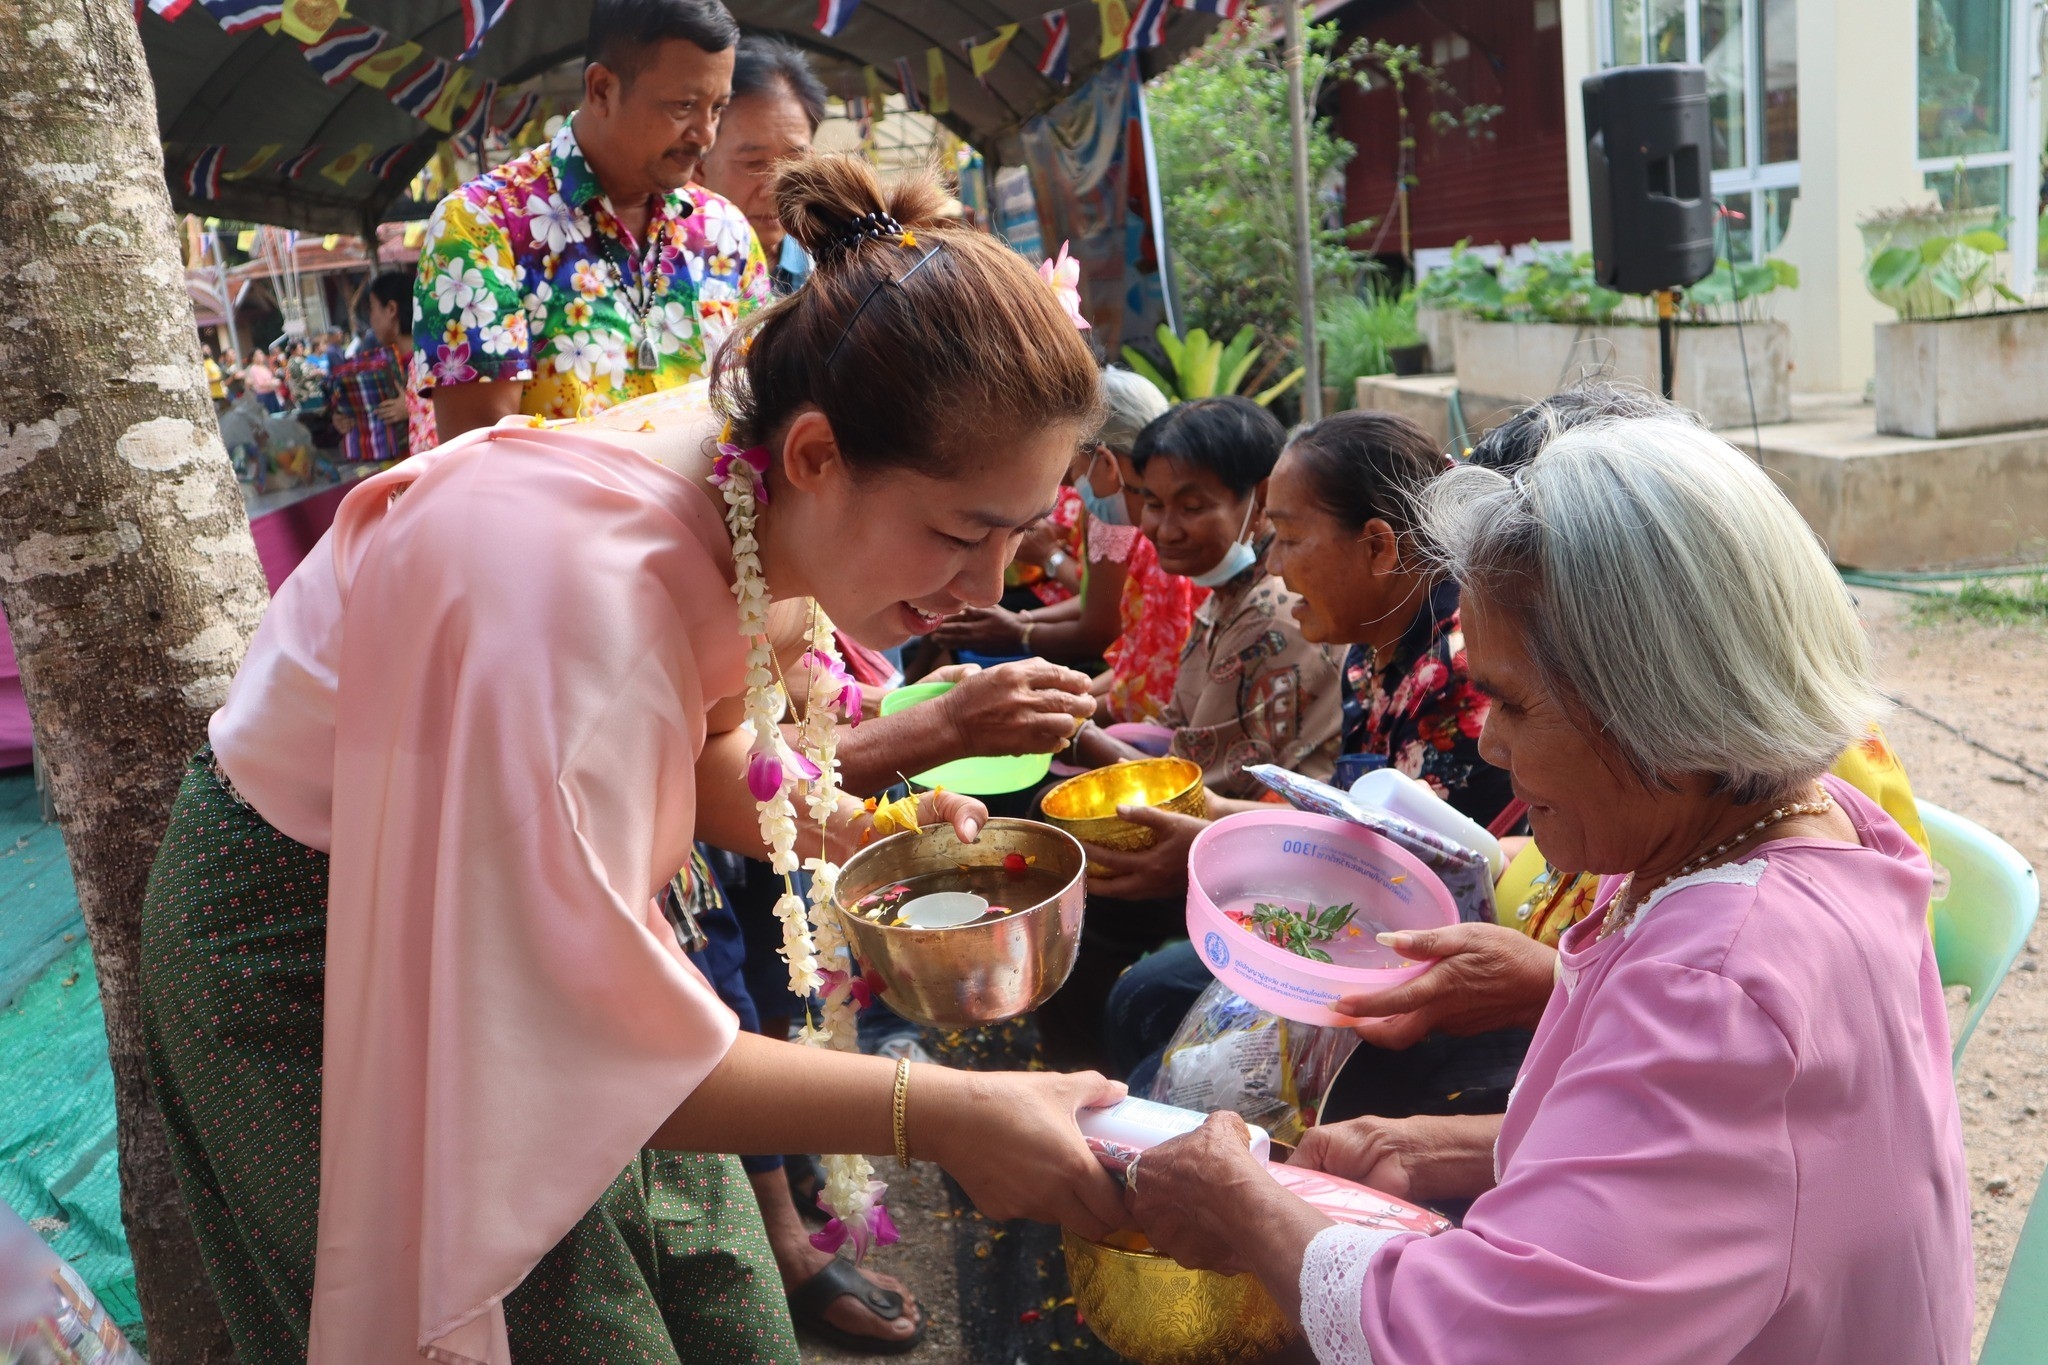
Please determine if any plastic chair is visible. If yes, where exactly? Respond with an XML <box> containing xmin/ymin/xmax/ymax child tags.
<box><xmin>1978</xmin><ymin>1158</ymin><xmax>2048</xmax><ymax>1363</ymax></box>
<box><xmin>1922</xmin><ymin>800</ymin><xmax>2040</xmax><ymax>1068</ymax></box>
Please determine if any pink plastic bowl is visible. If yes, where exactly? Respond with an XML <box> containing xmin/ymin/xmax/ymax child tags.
<box><xmin>1186</xmin><ymin>810</ymin><xmax>1460</xmax><ymax>1026</ymax></box>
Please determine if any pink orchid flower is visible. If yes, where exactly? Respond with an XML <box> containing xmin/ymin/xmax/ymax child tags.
<box><xmin>809</xmin><ymin>1181</ymin><xmax>901</xmax><ymax>1261</ymax></box>
<box><xmin>1038</xmin><ymin>242</ymin><xmax>1091</xmax><ymax>331</ymax></box>
<box><xmin>802</xmin><ymin>648</ymin><xmax>864</xmax><ymax>724</ymax></box>
<box><xmin>712</xmin><ymin>442</ymin><xmax>771</xmax><ymax>504</ymax></box>
<box><xmin>816</xmin><ymin>967</ymin><xmax>875</xmax><ymax>1011</ymax></box>
<box><xmin>745</xmin><ymin>749</ymin><xmax>785</xmax><ymax>802</ymax></box>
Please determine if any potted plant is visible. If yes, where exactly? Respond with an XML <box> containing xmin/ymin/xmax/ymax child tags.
<box><xmin>1412</xmin><ymin>241</ymin><xmax>1501</xmax><ymax>371</ymax></box>
<box><xmin>1861</xmin><ymin>201</ymin><xmax>2043</xmax><ymax>438</ymax></box>
<box><xmin>1318</xmin><ymin>287</ymin><xmax>1429</xmax><ymax>403</ymax></box>
<box><xmin>1444</xmin><ymin>245</ymin><xmax>1795</xmax><ymax>428</ymax></box>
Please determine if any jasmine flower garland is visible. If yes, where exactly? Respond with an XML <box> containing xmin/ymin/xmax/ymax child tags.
<box><xmin>711</xmin><ymin>435</ymin><xmax>895</xmax><ymax>1262</ymax></box>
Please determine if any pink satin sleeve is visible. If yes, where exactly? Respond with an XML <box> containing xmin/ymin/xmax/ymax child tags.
<box><xmin>298</xmin><ymin>426</ymin><xmax>748</xmax><ymax>1364</ymax></box>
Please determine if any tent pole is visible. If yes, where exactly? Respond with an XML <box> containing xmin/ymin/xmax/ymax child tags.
<box><xmin>210</xmin><ymin>229</ymin><xmax>241</xmax><ymax>360</ymax></box>
<box><xmin>1283</xmin><ymin>0</ymin><xmax>1320</xmax><ymax>421</ymax></box>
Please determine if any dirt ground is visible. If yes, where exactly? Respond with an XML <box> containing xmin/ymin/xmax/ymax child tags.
<box><xmin>802</xmin><ymin>584</ymin><xmax>2047</xmax><ymax>1363</ymax></box>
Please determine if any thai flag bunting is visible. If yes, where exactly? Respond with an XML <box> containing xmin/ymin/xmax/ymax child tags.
<box><xmin>138</xmin><ymin>0</ymin><xmax>193</xmax><ymax>20</ymax></box>
<box><xmin>892</xmin><ymin>57</ymin><xmax>923</xmax><ymax>111</ymax></box>
<box><xmin>182</xmin><ymin>146</ymin><xmax>224</xmax><ymax>199</ymax></box>
<box><xmin>1174</xmin><ymin>0</ymin><xmax>1242</xmax><ymax>16</ymax></box>
<box><xmin>454</xmin><ymin>81</ymin><xmax>496</xmax><ymax>154</ymax></box>
<box><xmin>199</xmin><ymin>0</ymin><xmax>283</xmax><ymax>33</ymax></box>
<box><xmin>815</xmin><ymin>0</ymin><xmax>860</xmax><ymax>37</ymax></box>
<box><xmin>366</xmin><ymin>144</ymin><xmax>410</xmax><ymax>181</ymax></box>
<box><xmin>1038</xmin><ymin>13</ymin><xmax>1070</xmax><ymax>82</ymax></box>
<box><xmin>389</xmin><ymin>57</ymin><xmax>452</xmax><ymax>120</ymax></box>
<box><xmin>301</xmin><ymin>22</ymin><xmax>387</xmax><ymax>85</ymax></box>
<box><xmin>277</xmin><ymin>145</ymin><xmax>322</xmax><ymax>179</ymax></box>
<box><xmin>490</xmin><ymin>89</ymin><xmax>539</xmax><ymax>137</ymax></box>
<box><xmin>1124</xmin><ymin>0</ymin><xmax>1169</xmax><ymax>49</ymax></box>
<box><xmin>458</xmin><ymin>0</ymin><xmax>516</xmax><ymax>62</ymax></box>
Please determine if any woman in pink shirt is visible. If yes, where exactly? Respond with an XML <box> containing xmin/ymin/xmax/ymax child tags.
<box><xmin>1124</xmin><ymin>414</ymin><xmax>1973</xmax><ymax>1363</ymax></box>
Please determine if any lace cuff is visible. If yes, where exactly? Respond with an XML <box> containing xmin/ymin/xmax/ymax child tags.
<box><xmin>1298</xmin><ymin>1223</ymin><xmax>1414</xmax><ymax>1364</ymax></box>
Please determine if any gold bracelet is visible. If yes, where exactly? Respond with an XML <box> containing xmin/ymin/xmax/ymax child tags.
<box><xmin>1019</xmin><ymin>619</ymin><xmax>1037</xmax><ymax>651</ymax></box>
<box><xmin>891</xmin><ymin>1056</ymin><xmax>913</xmax><ymax>1169</ymax></box>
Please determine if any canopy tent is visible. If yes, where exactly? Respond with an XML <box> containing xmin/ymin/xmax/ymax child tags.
<box><xmin>140</xmin><ymin>0</ymin><xmax>1223</xmax><ymax>235</ymax></box>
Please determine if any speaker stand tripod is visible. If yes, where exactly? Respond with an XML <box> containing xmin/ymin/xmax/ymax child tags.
<box><xmin>1655</xmin><ymin>289</ymin><xmax>1677</xmax><ymax>401</ymax></box>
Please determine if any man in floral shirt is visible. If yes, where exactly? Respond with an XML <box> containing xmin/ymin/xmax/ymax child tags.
<box><xmin>414</xmin><ymin>0</ymin><xmax>770</xmax><ymax>437</ymax></box>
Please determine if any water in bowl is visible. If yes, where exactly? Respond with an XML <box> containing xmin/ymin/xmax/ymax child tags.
<box><xmin>849</xmin><ymin>860</ymin><xmax>1072</xmax><ymax>929</ymax></box>
<box><xmin>1222</xmin><ymin>893</ymin><xmax>1407</xmax><ymax>969</ymax></box>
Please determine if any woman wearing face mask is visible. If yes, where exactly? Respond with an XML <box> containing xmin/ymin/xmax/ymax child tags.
<box><xmin>933</xmin><ymin>367</ymin><xmax>1165</xmax><ymax>668</ymax></box>
<box><xmin>1039</xmin><ymin>397</ymin><xmax>1342</xmax><ymax>1070</ymax></box>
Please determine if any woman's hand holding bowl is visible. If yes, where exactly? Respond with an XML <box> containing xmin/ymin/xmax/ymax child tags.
<box><xmin>1082</xmin><ymin>804</ymin><xmax>1210</xmax><ymax>899</ymax></box>
<box><xmin>1124</xmin><ymin>1112</ymin><xmax>1332</xmax><ymax>1307</ymax></box>
<box><xmin>1334</xmin><ymin>923</ymin><xmax>1558</xmax><ymax>1049</ymax></box>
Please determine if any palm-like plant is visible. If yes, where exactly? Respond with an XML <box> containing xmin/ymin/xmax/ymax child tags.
<box><xmin>1121</xmin><ymin>324</ymin><xmax>1305</xmax><ymax>407</ymax></box>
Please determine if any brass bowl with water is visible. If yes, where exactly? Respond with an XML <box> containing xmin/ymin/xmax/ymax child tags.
<box><xmin>830</xmin><ymin>818</ymin><xmax>1085</xmax><ymax>1030</ymax></box>
<box><xmin>1063</xmin><ymin>1229</ymin><xmax>1299</xmax><ymax>1365</ymax></box>
<box><xmin>1041</xmin><ymin>757</ymin><xmax>1208</xmax><ymax>854</ymax></box>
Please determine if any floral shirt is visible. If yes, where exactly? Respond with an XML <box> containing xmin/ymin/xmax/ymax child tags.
<box><xmin>1165</xmin><ymin>554</ymin><xmax>1343</xmax><ymax>800</ymax></box>
<box><xmin>1338</xmin><ymin>578</ymin><xmax>1514</xmax><ymax>825</ymax></box>
<box><xmin>412</xmin><ymin>118</ymin><xmax>771</xmax><ymax>421</ymax></box>
<box><xmin>1097</xmin><ymin>527</ymin><xmax>1207</xmax><ymax>725</ymax></box>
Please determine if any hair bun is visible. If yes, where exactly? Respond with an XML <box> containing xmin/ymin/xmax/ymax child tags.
<box><xmin>775</xmin><ymin>154</ymin><xmax>949</xmax><ymax>263</ymax></box>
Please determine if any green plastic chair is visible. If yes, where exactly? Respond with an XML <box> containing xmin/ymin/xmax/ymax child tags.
<box><xmin>1922</xmin><ymin>800</ymin><xmax>2040</xmax><ymax>1068</ymax></box>
<box><xmin>1979</xmin><ymin>1160</ymin><xmax>2048</xmax><ymax>1363</ymax></box>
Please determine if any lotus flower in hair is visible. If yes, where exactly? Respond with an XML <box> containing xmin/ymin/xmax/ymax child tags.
<box><xmin>1039</xmin><ymin>241</ymin><xmax>1091</xmax><ymax>331</ymax></box>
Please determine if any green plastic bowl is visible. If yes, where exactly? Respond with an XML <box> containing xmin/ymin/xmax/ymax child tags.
<box><xmin>878</xmin><ymin>681</ymin><xmax>1053</xmax><ymax>796</ymax></box>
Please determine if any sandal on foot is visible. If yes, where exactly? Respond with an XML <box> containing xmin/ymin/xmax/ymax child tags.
<box><xmin>787</xmin><ymin>1258</ymin><xmax>927</xmax><ymax>1355</ymax></box>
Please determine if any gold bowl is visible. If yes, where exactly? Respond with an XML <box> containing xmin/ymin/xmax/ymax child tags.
<box><xmin>1063</xmin><ymin>1229</ymin><xmax>1299</xmax><ymax>1365</ymax></box>
<box><xmin>830</xmin><ymin>818</ymin><xmax>1086</xmax><ymax>1030</ymax></box>
<box><xmin>1041</xmin><ymin>758</ymin><xmax>1208</xmax><ymax>854</ymax></box>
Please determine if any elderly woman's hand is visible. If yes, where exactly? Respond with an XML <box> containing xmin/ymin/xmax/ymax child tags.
<box><xmin>931</xmin><ymin>605</ymin><xmax>1028</xmax><ymax>651</ymax></box>
<box><xmin>1334</xmin><ymin>923</ymin><xmax>1558</xmax><ymax>1049</ymax></box>
<box><xmin>1126</xmin><ymin>1112</ymin><xmax>1332</xmax><ymax>1288</ymax></box>
<box><xmin>1083</xmin><ymin>805</ymin><xmax>1209</xmax><ymax>900</ymax></box>
<box><xmin>1290</xmin><ymin>1113</ymin><xmax>1504</xmax><ymax>1203</ymax></box>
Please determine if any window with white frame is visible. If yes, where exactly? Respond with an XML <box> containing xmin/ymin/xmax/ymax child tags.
<box><xmin>1600</xmin><ymin>0</ymin><xmax>1800</xmax><ymax>265</ymax></box>
<box><xmin>1916</xmin><ymin>0</ymin><xmax>2043</xmax><ymax>291</ymax></box>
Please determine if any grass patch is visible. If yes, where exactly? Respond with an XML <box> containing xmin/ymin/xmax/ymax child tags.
<box><xmin>1909</xmin><ymin>574</ymin><xmax>2048</xmax><ymax>627</ymax></box>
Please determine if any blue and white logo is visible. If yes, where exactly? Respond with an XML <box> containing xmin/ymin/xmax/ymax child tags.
<box><xmin>1203</xmin><ymin>930</ymin><xmax>1230</xmax><ymax>970</ymax></box>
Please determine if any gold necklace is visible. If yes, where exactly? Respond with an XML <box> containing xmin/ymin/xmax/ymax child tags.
<box><xmin>1596</xmin><ymin>786</ymin><xmax>1835</xmax><ymax>941</ymax></box>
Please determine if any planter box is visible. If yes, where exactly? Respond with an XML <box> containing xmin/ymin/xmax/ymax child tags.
<box><xmin>1451</xmin><ymin>316</ymin><xmax>1792</xmax><ymax>429</ymax></box>
<box><xmin>1415</xmin><ymin>307</ymin><xmax>1458</xmax><ymax>373</ymax></box>
<box><xmin>1873</xmin><ymin>308</ymin><xmax>2048</xmax><ymax>438</ymax></box>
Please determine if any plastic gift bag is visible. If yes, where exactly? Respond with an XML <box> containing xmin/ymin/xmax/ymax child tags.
<box><xmin>1149</xmin><ymin>979</ymin><xmax>1360</xmax><ymax>1147</ymax></box>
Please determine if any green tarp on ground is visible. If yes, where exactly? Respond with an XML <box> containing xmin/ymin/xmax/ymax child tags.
<box><xmin>0</xmin><ymin>771</ymin><xmax>141</xmax><ymax>1344</ymax></box>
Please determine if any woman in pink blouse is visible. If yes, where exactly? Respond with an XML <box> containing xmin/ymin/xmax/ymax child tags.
<box><xmin>1123</xmin><ymin>413</ymin><xmax>1973</xmax><ymax>1363</ymax></box>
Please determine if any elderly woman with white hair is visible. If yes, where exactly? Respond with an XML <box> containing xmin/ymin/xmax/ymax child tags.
<box><xmin>1122</xmin><ymin>415</ymin><xmax>1973</xmax><ymax>1363</ymax></box>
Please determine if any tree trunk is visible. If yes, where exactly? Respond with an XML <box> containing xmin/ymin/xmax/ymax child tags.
<box><xmin>0</xmin><ymin>2</ymin><xmax>269</xmax><ymax>1359</ymax></box>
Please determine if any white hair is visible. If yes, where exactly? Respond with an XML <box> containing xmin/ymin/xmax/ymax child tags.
<box><xmin>1422</xmin><ymin>414</ymin><xmax>1879</xmax><ymax>801</ymax></box>
<box><xmin>1097</xmin><ymin>367</ymin><xmax>1170</xmax><ymax>453</ymax></box>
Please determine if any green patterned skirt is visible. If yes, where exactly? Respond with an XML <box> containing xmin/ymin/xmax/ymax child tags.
<box><xmin>139</xmin><ymin>749</ymin><xmax>799</xmax><ymax>1364</ymax></box>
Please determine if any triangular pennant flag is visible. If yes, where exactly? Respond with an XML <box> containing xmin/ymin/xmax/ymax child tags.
<box><xmin>198</xmin><ymin>0</ymin><xmax>283</xmax><ymax>31</ymax></box>
<box><xmin>1124</xmin><ymin>0</ymin><xmax>1169</xmax><ymax>49</ymax></box>
<box><xmin>389</xmin><ymin>57</ymin><xmax>452</xmax><ymax>120</ymax></box>
<box><xmin>277</xmin><ymin>145</ymin><xmax>322</xmax><ymax>179</ymax></box>
<box><xmin>235</xmin><ymin>229</ymin><xmax>257</xmax><ymax>251</ymax></box>
<box><xmin>277</xmin><ymin>0</ymin><xmax>343</xmax><ymax>44</ymax></box>
<box><xmin>453</xmin><ymin>80</ymin><xmax>496</xmax><ymax>154</ymax></box>
<box><xmin>142</xmin><ymin>0</ymin><xmax>193</xmax><ymax>19</ymax></box>
<box><xmin>815</xmin><ymin>0</ymin><xmax>860</xmax><ymax>37</ymax></box>
<box><xmin>863</xmin><ymin>65</ymin><xmax>888</xmax><ymax>114</ymax></box>
<box><xmin>458</xmin><ymin>0</ymin><xmax>516</xmax><ymax>61</ymax></box>
<box><xmin>490</xmin><ymin>88</ymin><xmax>540</xmax><ymax>137</ymax></box>
<box><xmin>319</xmin><ymin>142</ymin><xmax>373</xmax><ymax>186</ymax></box>
<box><xmin>892</xmin><ymin>57</ymin><xmax>923</xmax><ymax>112</ymax></box>
<box><xmin>422</xmin><ymin>65</ymin><xmax>475</xmax><ymax>132</ymax></box>
<box><xmin>301</xmin><ymin>21</ymin><xmax>385</xmax><ymax>85</ymax></box>
<box><xmin>1175</xmin><ymin>0</ymin><xmax>1243</xmax><ymax>14</ymax></box>
<box><xmin>1096</xmin><ymin>0</ymin><xmax>1129</xmax><ymax>57</ymax></box>
<box><xmin>223</xmin><ymin>144</ymin><xmax>282</xmax><ymax>180</ymax></box>
<box><xmin>925</xmin><ymin>47</ymin><xmax>951</xmax><ymax>115</ymax></box>
<box><xmin>181</xmin><ymin>146</ymin><xmax>225</xmax><ymax>199</ymax></box>
<box><xmin>367</xmin><ymin>144</ymin><xmax>411</xmax><ymax>181</ymax></box>
<box><xmin>1038</xmin><ymin>13</ymin><xmax>1071</xmax><ymax>83</ymax></box>
<box><xmin>351</xmin><ymin>39</ymin><xmax>420</xmax><ymax>89</ymax></box>
<box><xmin>322</xmin><ymin>234</ymin><xmax>341</xmax><ymax>249</ymax></box>
<box><xmin>969</xmin><ymin>23</ymin><xmax>1019</xmax><ymax>80</ymax></box>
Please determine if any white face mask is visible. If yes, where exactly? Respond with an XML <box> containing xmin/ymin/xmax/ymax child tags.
<box><xmin>1188</xmin><ymin>496</ymin><xmax>1260</xmax><ymax>588</ymax></box>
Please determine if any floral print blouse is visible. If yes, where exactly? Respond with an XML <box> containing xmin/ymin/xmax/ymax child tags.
<box><xmin>1093</xmin><ymin>523</ymin><xmax>1207</xmax><ymax>725</ymax></box>
<box><xmin>412</xmin><ymin>119</ymin><xmax>771</xmax><ymax>422</ymax></box>
<box><xmin>1338</xmin><ymin>578</ymin><xmax>1514</xmax><ymax>825</ymax></box>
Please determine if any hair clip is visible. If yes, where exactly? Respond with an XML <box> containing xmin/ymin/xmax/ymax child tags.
<box><xmin>828</xmin><ymin>210</ymin><xmax>906</xmax><ymax>259</ymax></box>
